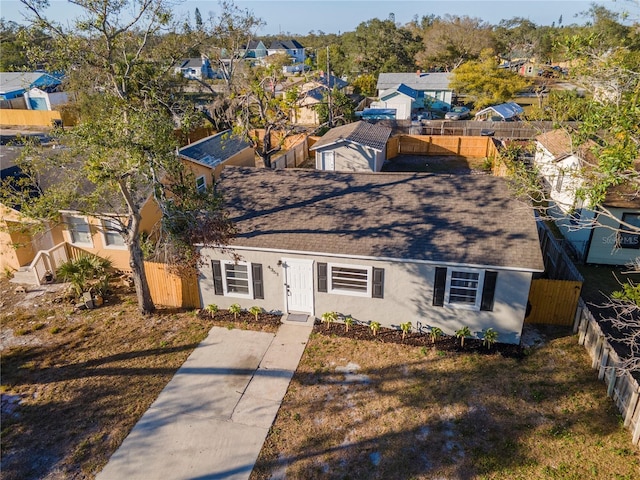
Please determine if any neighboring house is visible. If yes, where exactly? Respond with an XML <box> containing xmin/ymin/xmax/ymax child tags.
<box><xmin>198</xmin><ymin>167</ymin><xmax>544</xmax><ymax>344</ymax></box>
<box><xmin>310</xmin><ymin>121</ymin><xmax>392</xmax><ymax>172</ymax></box>
<box><xmin>368</xmin><ymin>83</ymin><xmax>419</xmax><ymax>120</ymax></box>
<box><xmin>0</xmin><ymin>72</ymin><xmax>62</xmax><ymax>101</ymax></box>
<box><xmin>173</xmin><ymin>57</ymin><xmax>216</xmax><ymax>80</ymax></box>
<box><xmin>534</xmin><ymin>129</ymin><xmax>640</xmax><ymax>265</ymax></box>
<box><xmin>241</xmin><ymin>39</ymin><xmax>268</xmax><ymax>60</ymax></box>
<box><xmin>267</xmin><ymin>39</ymin><xmax>306</xmax><ymax>64</ymax></box>
<box><xmin>376</xmin><ymin>72</ymin><xmax>453</xmax><ymax>111</ymax></box>
<box><xmin>0</xmin><ymin>147</ymin><xmax>160</xmax><ymax>278</ymax></box>
<box><xmin>178</xmin><ymin>130</ymin><xmax>255</xmax><ymax>187</ymax></box>
<box><xmin>291</xmin><ymin>73</ymin><xmax>349</xmax><ymax>125</ymax></box>
<box><xmin>0</xmin><ymin>131</ymin><xmax>252</xmax><ymax>282</ymax></box>
<box><xmin>475</xmin><ymin>102</ymin><xmax>524</xmax><ymax>121</ymax></box>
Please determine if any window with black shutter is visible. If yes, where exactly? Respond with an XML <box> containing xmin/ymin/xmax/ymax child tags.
<box><xmin>372</xmin><ymin>267</ymin><xmax>384</xmax><ymax>299</ymax></box>
<box><xmin>432</xmin><ymin>267</ymin><xmax>447</xmax><ymax>306</ymax></box>
<box><xmin>252</xmin><ymin>263</ymin><xmax>264</xmax><ymax>299</ymax></box>
<box><xmin>317</xmin><ymin>263</ymin><xmax>327</xmax><ymax>292</ymax></box>
<box><xmin>480</xmin><ymin>271</ymin><xmax>498</xmax><ymax>311</ymax></box>
<box><xmin>211</xmin><ymin>260</ymin><xmax>223</xmax><ymax>295</ymax></box>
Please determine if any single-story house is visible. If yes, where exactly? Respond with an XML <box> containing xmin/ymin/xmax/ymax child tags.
<box><xmin>173</xmin><ymin>57</ymin><xmax>217</xmax><ymax>80</ymax></box>
<box><xmin>310</xmin><ymin>121</ymin><xmax>392</xmax><ymax>172</ymax></box>
<box><xmin>178</xmin><ymin>130</ymin><xmax>255</xmax><ymax>188</ymax></box>
<box><xmin>475</xmin><ymin>102</ymin><xmax>524</xmax><ymax>121</ymax></box>
<box><xmin>198</xmin><ymin>167</ymin><xmax>544</xmax><ymax>344</ymax></box>
<box><xmin>368</xmin><ymin>83</ymin><xmax>419</xmax><ymax>120</ymax></box>
<box><xmin>534</xmin><ymin>129</ymin><xmax>640</xmax><ymax>265</ymax></box>
<box><xmin>0</xmin><ymin>71</ymin><xmax>63</xmax><ymax>101</ymax></box>
<box><xmin>376</xmin><ymin>72</ymin><xmax>453</xmax><ymax>111</ymax></box>
<box><xmin>1</xmin><ymin>130</ymin><xmax>252</xmax><ymax>282</ymax></box>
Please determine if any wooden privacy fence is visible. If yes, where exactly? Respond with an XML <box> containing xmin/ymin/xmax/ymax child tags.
<box><xmin>387</xmin><ymin>135</ymin><xmax>499</xmax><ymax>159</ymax></box>
<box><xmin>575</xmin><ymin>299</ymin><xmax>640</xmax><ymax>445</ymax></box>
<box><xmin>144</xmin><ymin>262</ymin><xmax>200</xmax><ymax>309</ymax></box>
<box><xmin>0</xmin><ymin>109</ymin><xmax>63</xmax><ymax>127</ymax></box>
<box><xmin>525</xmin><ymin>279</ymin><xmax>582</xmax><ymax>326</ymax></box>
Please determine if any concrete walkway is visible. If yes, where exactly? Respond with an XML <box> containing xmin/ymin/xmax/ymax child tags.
<box><xmin>96</xmin><ymin>320</ymin><xmax>314</xmax><ymax>480</ymax></box>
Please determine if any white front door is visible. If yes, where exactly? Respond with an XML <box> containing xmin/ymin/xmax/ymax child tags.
<box><xmin>321</xmin><ymin>151</ymin><xmax>335</xmax><ymax>170</ymax></box>
<box><xmin>283</xmin><ymin>258</ymin><xmax>314</xmax><ymax>314</ymax></box>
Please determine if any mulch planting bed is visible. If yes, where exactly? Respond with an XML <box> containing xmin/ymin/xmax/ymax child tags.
<box><xmin>313</xmin><ymin>320</ymin><xmax>526</xmax><ymax>358</ymax></box>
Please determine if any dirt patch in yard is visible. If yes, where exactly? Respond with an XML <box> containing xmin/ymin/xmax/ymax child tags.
<box><xmin>251</xmin><ymin>324</ymin><xmax>640</xmax><ymax>480</ymax></box>
<box><xmin>0</xmin><ymin>278</ymin><xmax>280</xmax><ymax>480</ymax></box>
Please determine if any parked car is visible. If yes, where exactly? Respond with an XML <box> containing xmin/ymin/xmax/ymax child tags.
<box><xmin>444</xmin><ymin>106</ymin><xmax>471</xmax><ymax>120</ymax></box>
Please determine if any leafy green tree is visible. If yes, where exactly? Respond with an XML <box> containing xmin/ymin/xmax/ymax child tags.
<box><xmin>351</xmin><ymin>74</ymin><xmax>377</xmax><ymax>96</ymax></box>
<box><xmin>415</xmin><ymin>15</ymin><xmax>495</xmax><ymax>71</ymax></box>
<box><xmin>449</xmin><ymin>50</ymin><xmax>531</xmax><ymax>108</ymax></box>
<box><xmin>313</xmin><ymin>87</ymin><xmax>355</xmax><ymax>131</ymax></box>
<box><xmin>9</xmin><ymin>0</ymin><xmax>235</xmax><ymax>314</ymax></box>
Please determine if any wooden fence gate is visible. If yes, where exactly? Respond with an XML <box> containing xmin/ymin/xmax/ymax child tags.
<box><xmin>144</xmin><ymin>262</ymin><xmax>200</xmax><ymax>309</ymax></box>
<box><xmin>525</xmin><ymin>279</ymin><xmax>583</xmax><ymax>326</ymax></box>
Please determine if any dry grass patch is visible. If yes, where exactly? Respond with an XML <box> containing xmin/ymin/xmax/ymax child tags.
<box><xmin>251</xmin><ymin>328</ymin><xmax>639</xmax><ymax>480</ymax></box>
<box><xmin>0</xmin><ymin>279</ymin><xmax>279</xmax><ymax>480</ymax></box>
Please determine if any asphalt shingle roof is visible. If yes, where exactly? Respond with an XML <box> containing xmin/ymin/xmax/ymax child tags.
<box><xmin>0</xmin><ymin>72</ymin><xmax>61</xmax><ymax>94</ymax></box>
<box><xmin>218</xmin><ymin>167</ymin><xmax>545</xmax><ymax>271</ymax></box>
<box><xmin>179</xmin><ymin>131</ymin><xmax>251</xmax><ymax>168</ymax></box>
<box><xmin>377</xmin><ymin>72</ymin><xmax>452</xmax><ymax>92</ymax></box>
<box><xmin>310</xmin><ymin>121</ymin><xmax>392</xmax><ymax>152</ymax></box>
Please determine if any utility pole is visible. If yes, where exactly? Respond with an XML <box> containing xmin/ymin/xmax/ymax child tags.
<box><xmin>326</xmin><ymin>45</ymin><xmax>333</xmax><ymax>128</ymax></box>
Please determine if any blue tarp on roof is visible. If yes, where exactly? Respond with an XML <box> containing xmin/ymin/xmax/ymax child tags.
<box><xmin>356</xmin><ymin>108</ymin><xmax>397</xmax><ymax>120</ymax></box>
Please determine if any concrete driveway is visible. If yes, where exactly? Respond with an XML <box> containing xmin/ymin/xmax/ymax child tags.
<box><xmin>96</xmin><ymin>322</ymin><xmax>313</xmax><ymax>480</ymax></box>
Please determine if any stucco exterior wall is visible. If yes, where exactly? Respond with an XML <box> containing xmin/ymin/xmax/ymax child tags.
<box><xmin>199</xmin><ymin>248</ymin><xmax>533</xmax><ymax>344</ymax></box>
<box><xmin>586</xmin><ymin>207</ymin><xmax>640</xmax><ymax>265</ymax></box>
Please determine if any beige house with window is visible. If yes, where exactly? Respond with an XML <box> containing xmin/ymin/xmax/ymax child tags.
<box><xmin>1</xmin><ymin>131</ymin><xmax>254</xmax><ymax>283</ymax></box>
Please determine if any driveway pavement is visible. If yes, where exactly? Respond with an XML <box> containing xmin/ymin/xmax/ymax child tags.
<box><xmin>96</xmin><ymin>321</ymin><xmax>313</xmax><ymax>480</ymax></box>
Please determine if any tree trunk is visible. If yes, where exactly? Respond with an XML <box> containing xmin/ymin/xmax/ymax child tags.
<box><xmin>129</xmin><ymin>237</ymin><xmax>155</xmax><ymax>315</ymax></box>
<box><xmin>263</xmin><ymin>130</ymin><xmax>272</xmax><ymax>168</ymax></box>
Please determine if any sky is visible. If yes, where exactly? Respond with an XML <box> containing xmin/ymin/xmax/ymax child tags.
<box><xmin>0</xmin><ymin>0</ymin><xmax>625</xmax><ymax>35</ymax></box>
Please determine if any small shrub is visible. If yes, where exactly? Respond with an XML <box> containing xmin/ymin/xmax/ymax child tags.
<box><xmin>249</xmin><ymin>306</ymin><xmax>262</xmax><ymax>321</ymax></box>
<box><xmin>344</xmin><ymin>315</ymin><xmax>354</xmax><ymax>332</ymax></box>
<box><xmin>205</xmin><ymin>304</ymin><xmax>219</xmax><ymax>318</ymax></box>
<box><xmin>50</xmin><ymin>326</ymin><xmax>62</xmax><ymax>334</ymax></box>
<box><xmin>429</xmin><ymin>327</ymin><xmax>443</xmax><ymax>344</ymax></box>
<box><xmin>482</xmin><ymin>328</ymin><xmax>499</xmax><ymax>349</ymax></box>
<box><xmin>369</xmin><ymin>321</ymin><xmax>381</xmax><ymax>336</ymax></box>
<box><xmin>321</xmin><ymin>311</ymin><xmax>338</xmax><ymax>329</ymax></box>
<box><xmin>229</xmin><ymin>303</ymin><xmax>242</xmax><ymax>319</ymax></box>
<box><xmin>455</xmin><ymin>326</ymin><xmax>472</xmax><ymax>347</ymax></box>
<box><xmin>400</xmin><ymin>321</ymin><xmax>412</xmax><ymax>340</ymax></box>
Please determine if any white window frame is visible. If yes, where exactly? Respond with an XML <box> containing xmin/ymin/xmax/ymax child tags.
<box><xmin>100</xmin><ymin>218</ymin><xmax>126</xmax><ymax>250</ymax></box>
<box><xmin>221</xmin><ymin>260</ymin><xmax>253</xmax><ymax>299</ymax></box>
<box><xmin>445</xmin><ymin>267</ymin><xmax>485</xmax><ymax>311</ymax></box>
<box><xmin>196</xmin><ymin>175</ymin><xmax>206</xmax><ymax>193</ymax></box>
<box><xmin>64</xmin><ymin>214</ymin><xmax>93</xmax><ymax>247</ymax></box>
<box><xmin>328</xmin><ymin>262</ymin><xmax>372</xmax><ymax>297</ymax></box>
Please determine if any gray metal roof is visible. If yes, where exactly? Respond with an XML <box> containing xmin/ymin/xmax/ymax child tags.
<box><xmin>377</xmin><ymin>72</ymin><xmax>452</xmax><ymax>92</ymax></box>
<box><xmin>310</xmin><ymin>121</ymin><xmax>392</xmax><ymax>152</ymax></box>
<box><xmin>475</xmin><ymin>102</ymin><xmax>524</xmax><ymax>120</ymax></box>
<box><xmin>217</xmin><ymin>167</ymin><xmax>545</xmax><ymax>272</ymax></box>
<box><xmin>179</xmin><ymin>131</ymin><xmax>251</xmax><ymax>168</ymax></box>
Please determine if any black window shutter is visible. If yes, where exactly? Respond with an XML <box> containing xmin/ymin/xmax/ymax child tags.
<box><xmin>480</xmin><ymin>271</ymin><xmax>498</xmax><ymax>311</ymax></box>
<box><xmin>317</xmin><ymin>263</ymin><xmax>327</xmax><ymax>292</ymax></box>
<box><xmin>211</xmin><ymin>260</ymin><xmax>224</xmax><ymax>295</ymax></box>
<box><xmin>372</xmin><ymin>267</ymin><xmax>384</xmax><ymax>298</ymax></box>
<box><xmin>432</xmin><ymin>267</ymin><xmax>447</xmax><ymax>306</ymax></box>
<box><xmin>252</xmin><ymin>263</ymin><xmax>264</xmax><ymax>299</ymax></box>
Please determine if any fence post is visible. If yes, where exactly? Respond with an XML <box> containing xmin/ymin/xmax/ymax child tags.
<box><xmin>572</xmin><ymin>303</ymin><xmax>583</xmax><ymax>333</ymax></box>
<box><xmin>598</xmin><ymin>348</ymin><xmax>609</xmax><ymax>380</ymax></box>
<box><xmin>592</xmin><ymin>336</ymin><xmax>604</xmax><ymax>369</ymax></box>
<box><xmin>625</xmin><ymin>388</ymin><xmax>639</xmax><ymax>428</ymax></box>
<box><xmin>578</xmin><ymin>311</ymin><xmax>589</xmax><ymax>345</ymax></box>
<box><xmin>606</xmin><ymin>365</ymin><xmax>616</xmax><ymax>397</ymax></box>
